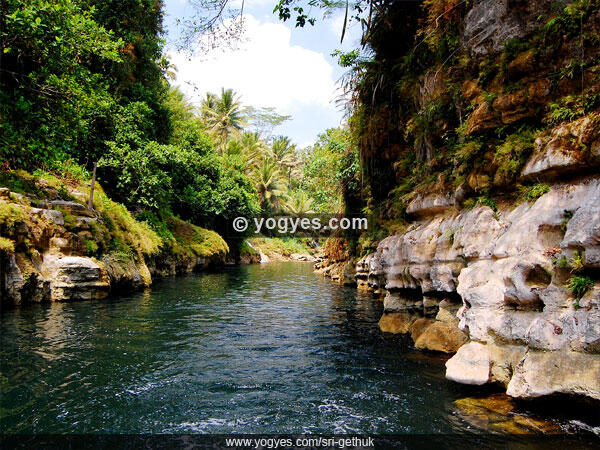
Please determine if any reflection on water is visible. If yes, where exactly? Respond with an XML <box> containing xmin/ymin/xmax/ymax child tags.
<box><xmin>0</xmin><ymin>262</ymin><xmax>598</xmax><ymax>439</ymax></box>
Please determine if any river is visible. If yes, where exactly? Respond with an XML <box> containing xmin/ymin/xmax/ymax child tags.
<box><xmin>0</xmin><ymin>262</ymin><xmax>598</xmax><ymax>442</ymax></box>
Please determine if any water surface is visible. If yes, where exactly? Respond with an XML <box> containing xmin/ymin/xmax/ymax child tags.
<box><xmin>0</xmin><ymin>262</ymin><xmax>596</xmax><ymax>438</ymax></box>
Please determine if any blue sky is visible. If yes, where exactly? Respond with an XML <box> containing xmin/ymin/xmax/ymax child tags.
<box><xmin>163</xmin><ymin>0</ymin><xmax>362</xmax><ymax>147</ymax></box>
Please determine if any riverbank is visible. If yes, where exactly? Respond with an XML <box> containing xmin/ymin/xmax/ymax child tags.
<box><xmin>0</xmin><ymin>170</ymin><xmax>232</xmax><ymax>305</ymax></box>
<box><xmin>315</xmin><ymin>174</ymin><xmax>600</xmax><ymax>403</ymax></box>
<box><xmin>0</xmin><ymin>170</ymin><xmax>317</xmax><ymax>306</ymax></box>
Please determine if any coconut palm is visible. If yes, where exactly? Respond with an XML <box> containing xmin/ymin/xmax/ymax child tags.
<box><xmin>254</xmin><ymin>158</ymin><xmax>286</xmax><ymax>211</ymax></box>
<box><xmin>269</xmin><ymin>136</ymin><xmax>299</xmax><ymax>187</ymax></box>
<box><xmin>239</xmin><ymin>131</ymin><xmax>268</xmax><ymax>168</ymax></box>
<box><xmin>282</xmin><ymin>191</ymin><xmax>315</xmax><ymax>215</ymax></box>
<box><xmin>202</xmin><ymin>88</ymin><xmax>246</xmax><ymax>151</ymax></box>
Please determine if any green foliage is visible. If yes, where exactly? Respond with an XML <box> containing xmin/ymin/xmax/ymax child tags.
<box><xmin>249</xmin><ymin>237</ymin><xmax>311</xmax><ymax>258</ymax></box>
<box><xmin>464</xmin><ymin>193</ymin><xmax>497</xmax><ymax>212</ymax></box>
<box><xmin>546</xmin><ymin>94</ymin><xmax>600</xmax><ymax>125</ymax></box>
<box><xmin>0</xmin><ymin>0</ymin><xmax>122</xmax><ymax>168</ymax></box>
<box><xmin>0</xmin><ymin>237</ymin><xmax>16</xmax><ymax>253</ymax></box>
<box><xmin>567</xmin><ymin>275</ymin><xmax>594</xmax><ymax>300</ymax></box>
<box><xmin>331</xmin><ymin>49</ymin><xmax>360</xmax><ymax>68</ymax></box>
<box><xmin>84</xmin><ymin>239</ymin><xmax>99</xmax><ymax>256</ymax></box>
<box><xmin>494</xmin><ymin>128</ymin><xmax>536</xmax><ymax>179</ymax></box>
<box><xmin>0</xmin><ymin>203</ymin><xmax>26</xmax><ymax>229</ymax></box>
<box><xmin>301</xmin><ymin>128</ymin><xmax>359</xmax><ymax>213</ymax></box>
<box><xmin>569</xmin><ymin>250</ymin><xmax>585</xmax><ymax>273</ymax></box>
<box><xmin>520</xmin><ymin>183</ymin><xmax>551</xmax><ymax>203</ymax></box>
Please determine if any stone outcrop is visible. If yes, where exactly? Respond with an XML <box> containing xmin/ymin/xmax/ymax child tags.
<box><xmin>0</xmin><ymin>186</ymin><xmax>227</xmax><ymax>305</ymax></box>
<box><xmin>319</xmin><ymin>173</ymin><xmax>600</xmax><ymax>400</ymax></box>
<box><xmin>463</xmin><ymin>0</ymin><xmax>569</xmax><ymax>56</ymax></box>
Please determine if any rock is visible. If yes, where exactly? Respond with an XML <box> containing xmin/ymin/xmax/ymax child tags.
<box><xmin>506</xmin><ymin>350</ymin><xmax>600</xmax><ymax>400</ymax></box>
<box><xmin>409</xmin><ymin>318</ymin><xmax>434</xmax><ymax>342</ymax></box>
<box><xmin>341</xmin><ymin>260</ymin><xmax>357</xmax><ymax>286</ymax></box>
<box><xmin>462</xmin><ymin>80</ymin><xmax>480</xmax><ymax>101</ymax></box>
<box><xmin>42</xmin><ymin>255</ymin><xmax>110</xmax><ymax>301</ymax></box>
<box><xmin>321</xmin><ymin>175</ymin><xmax>600</xmax><ymax>400</ymax></box>
<box><xmin>508</xmin><ymin>50</ymin><xmax>536</xmax><ymax>77</ymax></box>
<box><xmin>521</xmin><ymin>116</ymin><xmax>600</xmax><ymax>180</ymax></box>
<box><xmin>446</xmin><ymin>342</ymin><xmax>491</xmax><ymax>385</ymax></box>
<box><xmin>43</xmin><ymin>209</ymin><xmax>64</xmax><ymax>226</ymax></box>
<box><xmin>290</xmin><ymin>253</ymin><xmax>314</xmax><ymax>261</ymax></box>
<box><xmin>50</xmin><ymin>200</ymin><xmax>95</xmax><ymax>218</ymax></box>
<box><xmin>100</xmin><ymin>254</ymin><xmax>151</xmax><ymax>292</ymax></box>
<box><xmin>406</xmin><ymin>194</ymin><xmax>456</xmax><ymax>217</ymax></box>
<box><xmin>0</xmin><ymin>187</ymin><xmax>10</xmax><ymax>198</ymax></box>
<box><xmin>378</xmin><ymin>312</ymin><xmax>415</xmax><ymax>334</ymax></box>
<box><xmin>466</xmin><ymin>102</ymin><xmax>499</xmax><ymax>135</ymax></box>
<box><xmin>463</xmin><ymin>0</ymin><xmax>560</xmax><ymax>56</ymax></box>
<box><xmin>414</xmin><ymin>321</ymin><xmax>467</xmax><ymax>353</ymax></box>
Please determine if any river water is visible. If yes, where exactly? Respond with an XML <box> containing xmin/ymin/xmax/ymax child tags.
<box><xmin>0</xmin><ymin>262</ymin><xmax>598</xmax><ymax>441</ymax></box>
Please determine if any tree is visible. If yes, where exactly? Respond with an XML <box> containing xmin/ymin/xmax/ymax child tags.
<box><xmin>202</xmin><ymin>88</ymin><xmax>247</xmax><ymax>151</ymax></box>
<box><xmin>253</xmin><ymin>158</ymin><xmax>286</xmax><ymax>212</ymax></box>
<box><xmin>282</xmin><ymin>190</ymin><xmax>315</xmax><ymax>215</ymax></box>
<box><xmin>0</xmin><ymin>0</ymin><xmax>122</xmax><ymax>168</ymax></box>
<box><xmin>269</xmin><ymin>136</ymin><xmax>300</xmax><ymax>187</ymax></box>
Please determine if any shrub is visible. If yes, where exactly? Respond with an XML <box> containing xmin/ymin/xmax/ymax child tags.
<box><xmin>519</xmin><ymin>183</ymin><xmax>551</xmax><ymax>203</ymax></box>
<box><xmin>494</xmin><ymin>129</ymin><xmax>536</xmax><ymax>178</ymax></box>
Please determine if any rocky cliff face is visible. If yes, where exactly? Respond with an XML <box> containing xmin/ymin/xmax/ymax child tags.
<box><xmin>317</xmin><ymin>0</ymin><xmax>600</xmax><ymax>401</ymax></box>
<box><xmin>318</xmin><ymin>174</ymin><xmax>600</xmax><ymax>400</ymax></box>
<box><xmin>0</xmin><ymin>177</ymin><xmax>228</xmax><ymax>306</ymax></box>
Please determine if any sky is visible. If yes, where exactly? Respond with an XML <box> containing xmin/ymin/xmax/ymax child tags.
<box><xmin>163</xmin><ymin>0</ymin><xmax>363</xmax><ymax>148</ymax></box>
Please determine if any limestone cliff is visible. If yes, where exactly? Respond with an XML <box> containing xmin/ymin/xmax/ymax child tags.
<box><xmin>319</xmin><ymin>0</ymin><xmax>600</xmax><ymax>401</ymax></box>
<box><xmin>0</xmin><ymin>173</ymin><xmax>228</xmax><ymax>306</ymax></box>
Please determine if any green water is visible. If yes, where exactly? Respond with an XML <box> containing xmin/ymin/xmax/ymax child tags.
<box><xmin>0</xmin><ymin>262</ymin><xmax>597</xmax><ymax>440</ymax></box>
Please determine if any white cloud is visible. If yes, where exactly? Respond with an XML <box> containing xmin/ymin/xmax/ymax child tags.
<box><xmin>168</xmin><ymin>14</ymin><xmax>338</xmax><ymax>112</ymax></box>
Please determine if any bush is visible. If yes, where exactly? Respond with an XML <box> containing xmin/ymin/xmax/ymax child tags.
<box><xmin>494</xmin><ymin>129</ymin><xmax>536</xmax><ymax>178</ymax></box>
<box><xmin>519</xmin><ymin>183</ymin><xmax>551</xmax><ymax>203</ymax></box>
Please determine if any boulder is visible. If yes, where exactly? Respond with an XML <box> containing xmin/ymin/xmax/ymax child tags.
<box><xmin>506</xmin><ymin>350</ymin><xmax>600</xmax><ymax>400</ymax></box>
<box><xmin>414</xmin><ymin>321</ymin><xmax>467</xmax><ymax>353</ymax></box>
<box><xmin>378</xmin><ymin>312</ymin><xmax>416</xmax><ymax>334</ymax></box>
<box><xmin>446</xmin><ymin>342</ymin><xmax>491</xmax><ymax>385</ymax></box>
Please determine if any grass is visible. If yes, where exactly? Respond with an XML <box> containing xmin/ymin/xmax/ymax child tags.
<box><xmin>249</xmin><ymin>237</ymin><xmax>312</xmax><ymax>257</ymax></box>
<box><xmin>167</xmin><ymin>215</ymin><xmax>229</xmax><ymax>258</ymax></box>
<box><xmin>94</xmin><ymin>191</ymin><xmax>162</xmax><ymax>257</ymax></box>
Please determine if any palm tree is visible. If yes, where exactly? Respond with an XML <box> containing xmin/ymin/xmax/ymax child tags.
<box><xmin>202</xmin><ymin>88</ymin><xmax>246</xmax><ymax>151</ymax></box>
<box><xmin>239</xmin><ymin>131</ymin><xmax>268</xmax><ymax>168</ymax></box>
<box><xmin>269</xmin><ymin>136</ymin><xmax>299</xmax><ymax>187</ymax></box>
<box><xmin>282</xmin><ymin>191</ymin><xmax>315</xmax><ymax>215</ymax></box>
<box><xmin>254</xmin><ymin>158</ymin><xmax>286</xmax><ymax>211</ymax></box>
